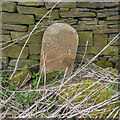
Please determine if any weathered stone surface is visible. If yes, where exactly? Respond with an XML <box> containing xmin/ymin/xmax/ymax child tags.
<box><xmin>60</xmin><ymin>8</ymin><xmax>69</xmax><ymax>11</ymax></box>
<box><xmin>2</xmin><ymin>45</ymin><xmax>28</xmax><ymax>58</ymax></box>
<box><xmin>103</xmin><ymin>46</ymin><xmax>118</xmax><ymax>55</ymax></box>
<box><xmin>2</xmin><ymin>12</ymin><xmax>35</xmax><ymax>25</ymax></box>
<box><xmin>18</xmin><ymin>2</ymin><xmax>44</xmax><ymax>6</ymax></box>
<box><xmin>70</xmin><ymin>8</ymin><xmax>95</xmax><ymax>12</ymax></box>
<box><xmin>2</xmin><ymin>57</ymin><xmax>9</xmax><ymax>64</ymax></box>
<box><xmin>79</xmin><ymin>18</ymin><xmax>94</xmax><ymax>21</ymax></box>
<box><xmin>94</xmin><ymin>34</ymin><xmax>108</xmax><ymax>46</ymax></box>
<box><xmin>28</xmin><ymin>33</ymin><xmax>43</xmax><ymax>44</ymax></box>
<box><xmin>56</xmin><ymin>18</ymin><xmax>78</xmax><ymax>25</ymax></box>
<box><xmin>73</xmin><ymin>25</ymin><xmax>107</xmax><ymax>31</ymax></box>
<box><xmin>98</xmin><ymin>21</ymin><xmax>107</xmax><ymax>25</ymax></box>
<box><xmin>108</xmin><ymin>21</ymin><xmax>120</xmax><ymax>25</ymax></box>
<box><xmin>77</xmin><ymin>47</ymin><xmax>89</xmax><ymax>55</ymax></box>
<box><xmin>29</xmin><ymin>55</ymin><xmax>40</xmax><ymax>60</ymax></box>
<box><xmin>2</xmin><ymin>56</ymin><xmax>8</xmax><ymax>69</ymax></box>
<box><xmin>17</xmin><ymin>6</ymin><xmax>47</xmax><ymax>18</ymax></box>
<box><xmin>108</xmin><ymin>25</ymin><xmax>118</xmax><ymax>29</ymax></box>
<box><xmin>60</xmin><ymin>11</ymin><xmax>96</xmax><ymax>18</ymax></box>
<box><xmin>45</xmin><ymin>2</ymin><xmax>76</xmax><ymax>9</ymax></box>
<box><xmin>107</xmin><ymin>16</ymin><xmax>119</xmax><ymax>21</ymax></box>
<box><xmin>2</xmin><ymin>2</ymin><xmax>17</xmax><ymax>12</ymax></box>
<box><xmin>78</xmin><ymin>20</ymin><xmax>97</xmax><ymax>25</ymax></box>
<box><xmin>64</xmin><ymin>18</ymin><xmax>78</xmax><ymax>25</ymax></box>
<box><xmin>1</xmin><ymin>30</ymin><xmax>10</xmax><ymax>35</ymax></box>
<box><xmin>49</xmin><ymin>10</ymin><xmax>59</xmax><ymax>19</ymax></box>
<box><xmin>94</xmin><ymin>60</ymin><xmax>113</xmax><ymax>68</ymax></box>
<box><xmin>104</xmin><ymin>2</ymin><xmax>119</xmax><ymax>7</ymax></box>
<box><xmin>85</xmin><ymin>54</ymin><xmax>98</xmax><ymax>61</ymax></box>
<box><xmin>9</xmin><ymin>59</ymin><xmax>39</xmax><ymax>68</ymax></box>
<box><xmin>40</xmin><ymin>23</ymin><xmax>79</xmax><ymax>73</ymax></box>
<box><xmin>0</xmin><ymin>34</ymin><xmax>11</xmax><ymax>42</ymax></box>
<box><xmin>2</xmin><ymin>24</ymin><xmax>28</xmax><ymax>32</ymax></box>
<box><xmin>76</xmin><ymin>54</ymin><xmax>97</xmax><ymax>62</ymax></box>
<box><xmin>9</xmin><ymin>67</ymin><xmax>32</xmax><ymax>88</ymax></box>
<box><xmin>11</xmin><ymin>32</ymin><xmax>27</xmax><ymax>43</ymax></box>
<box><xmin>97</xmin><ymin>12</ymin><xmax>118</xmax><ymax>18</ymax></box>
<box><xmin>94</xmin><ymin>29</ymin><xmax>119</xmax><ymax>34</ymax></box>
<box><xmin>78</xmin><ymin>47</ymin><xmax>101</xmax><ymax>55</ymax></box>
<box><xmin>97</xmin><ymin>7</ymin><xmax>119</xmax><ymax>12</ymax></box>
<box><xmin>29</xmin><ymin>25</ymin><xmax>47</xmax><ymax>32</ymax></box>
<box><xmin>17</xmin><ymin>6</ymin><xmax>59</xmax><ymax>19</ymax></box>
<box><xmin>11</xmin><ymin>32</ymin><xmax>43</xmax><ymax>44</ymax></box>
<box><xmin>99</xmin><ymin>21</ymin><xmax>119</xmax><ymax>26</ymax></box>
<box><xmin>78</xmin><ymin>32</ymin><xmax>93</xmax><ymax>47</ymax></box>
<box><xmin>29</xmin><ymin>44</ymin><xmax>41</xmax><ymax>55</ymax></box>
<box><xmin>42</xmin><ymin>19</ymin><xmax>78</xmax><ymax>25</ymax></box>
<box><xmin>77</xmin><ymin>2</ymin><xmax>105</xmax><ymax>8</ymax></box>
<box><xmin>75</xmin><ymin>53</ymin><xmax>98</xmax><ymax>62</ymax></box>
<box><xmin>109</xmin><ymin>38</ymin><xmax>119</xmax><ymax>45</ymax></box>
<box><xmin>35</xmin><ymin>18</ymin><xmax>77</xmax><ymax>26</ymax></box>
<box><xmin>109</xmin><ymin>34</ymin><xmax>118</xmax><ymax>38</ymax></box>
<box><xmin>36</xmin><ymin>10</ymin><xmax>59</xmax><ymax>19</ymax></box>
<box><xmin>90</xmin><ymin>47</ymin><xmax>102</xmax><ymax>55</ymax></box>
<box><xmin>99</xmin><ymin>21</ymin><xmax>119</xmax><ymax>25</ymax></box>
<box><xmin>36</xmin><ymin>19</ymin><xmax>54</xmax><ymax>26</ymax></box>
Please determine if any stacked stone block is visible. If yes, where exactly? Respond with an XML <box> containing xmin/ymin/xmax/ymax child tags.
<box><xmin>1</xmin><ymin>1</ymin><xmax>119</xmax><ymax>69</ymax></box>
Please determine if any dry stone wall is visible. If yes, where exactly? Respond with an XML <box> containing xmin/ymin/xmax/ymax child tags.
<box><xmin>1</xmin><ymin>1</ymin><xmax>119</xmax><ymax>70</ymax></box>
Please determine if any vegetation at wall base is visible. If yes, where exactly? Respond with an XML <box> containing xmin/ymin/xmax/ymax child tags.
<box><xmin>0</xmin><ymin>65</ymin><xmax>119</xmax><ymax>119</ymax></box>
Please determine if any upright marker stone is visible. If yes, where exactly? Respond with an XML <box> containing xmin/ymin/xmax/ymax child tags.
<box><xmin>40</xmin><ymin>23</ymin><xmax>79</xmax><ymax>73</ymax></box>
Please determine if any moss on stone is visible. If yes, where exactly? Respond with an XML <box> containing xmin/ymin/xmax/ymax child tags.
<box><xmin>97</xmin><ymin>12</ymin><xmax>118</xmax><ymax>18</ymax></box>
<box><xmin>45</xmin><ymin>2</ymin><xmax>76</xmax><ymax>9</ymax></box>
<box><xmin>107</xmin><ymin>16</ymin><xmax>119</xmax><ymax>21</ymax></box>
<box><xmin>28</xmin><ymin>25</ymin><xmax>47</xmax><ymax>33</ymax></box>
<box><xmin>2</xmin><ymin>24</ymin><xmax>28</xmax><ymax>32</ymax></box>
<box><xmin>60</xmin><ymin>11</ymin><xmax>96</xmax><ymax>18</ymax></box>
<box><xmin>2</xmin><ymin>44</ymin><xmax>28</xmax><ymax>59</ymax></box>
<box><xmin>2</xmin><ymin>2</ymin><xmax>17</xmax><ymax>12</ymax></box>
<box><xmin>2</xmin><ymin>57</ymin><xmax>9</xmax><ymax>64</ymax></box>
<box><xmin>29</xmin><ymin>55</ymin><xmax>40</xmax><ymax>60</ymax></box>
<box><xmin>29</xmin><ymin>44</ymin><xmax>41</xmax><ymax>55</ymax></box>
<box><xmin>115</xmin><ymin>61</ymin><xmax>120</xmax><ymax>70</ymax></box>
<box><xmin>102</xmin><ymin>46</ymin><xmax>118</xmax><ymax>56</ymax></box>
<box><xmin>2</xmin><ymin>12</ymin><xmax>35</xmax><ymax>25</ymax></box>
<box><xmin>1</xmin><ymin>34</ymin><xmax>11</xmax><ymax>42</ymax></box>
<box><xmin>94</xmin><ymin>60</ymin><xmax>113</xmax><ymax>68</ymax></box>
<box><xmin>18</xmin><ymin>2</ymin><xmax>44</xmax><ymax>6</ymax></box>
<box><xmin>74</xmin><ymin>25</ymin><xmax>107</xmax><ymax>31</ymax></box>
<box><xmin>9</xmin><ymin>66</ymin><xmax>32</xmax><ymax>88</ymax></box>
<box><xmin>94</xmin><ymin>34</ymin><xmax>108</xmax><ymax>46</ymax></box>
<box><xmin>59</xmin><ymin>79</ymin><xmax>118</xmax><ymax>118</ymax></box>
<box><xmin>77</xmin><ymin>2</ymin><xmax>105</xmax><ymax>8</ymax></box>
<box><xmin>78</xmin><ymin>32</ymin><xmax>93</xmax><ymax>46</ymax></box>
<box><xmin>9</xmin><ymin>59</ymin><xmax>39</xmax><ymax>68</ymax></box>
<box><xmin>93</xmin><ymin>29</ymin><xmax>118</xmax><ymax>34</ymax></box>
<box><xmin>11</xmin><ymin>32</ymin><xmax>43</xmax><ymax>44</ymax></box>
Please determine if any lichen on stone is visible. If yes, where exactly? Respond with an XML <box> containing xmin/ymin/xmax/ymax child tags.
<box><xmin>9</xmin><ymin>66</ymin><xmax>32</xmax><ymax>88</ymax></box>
